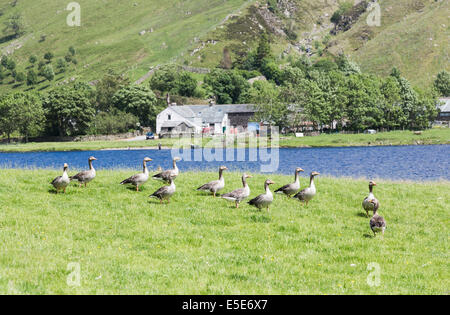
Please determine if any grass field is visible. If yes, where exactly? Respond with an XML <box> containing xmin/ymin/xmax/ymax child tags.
<box><xmin>0</xmin><ymin>169</ymin><xmax>448</xmax><ymax>294</ymax></box>
<box><xmin>1</xmin><ymin>129</ymin><xmax>449</xmax><ymax>153</ymax></box>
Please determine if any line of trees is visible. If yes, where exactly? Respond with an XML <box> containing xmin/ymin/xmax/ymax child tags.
<box><xmin>0</xmin><ymin>70</ymin><xmax>165</xmax><ymax>142</ymax></box>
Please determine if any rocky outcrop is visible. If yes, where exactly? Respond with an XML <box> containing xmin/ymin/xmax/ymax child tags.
<box><xmin>330</xmin><ymin>1</ymin><xmax>369</xmax><ymax>35</ymax></box>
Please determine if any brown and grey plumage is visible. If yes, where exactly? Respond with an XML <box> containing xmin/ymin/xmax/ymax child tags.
<box><xmin>221</xmin><ymin>173</ymin><xmax>252</xmax><ymax>208</ymax></box>
<box><xmin>248</xmin><ymin>179</ymin><xmax>275</xmax><ymax>211</ymax></box>
<box><xmin>275</xmin><ymin>167</ymin><xmax>304</xmax><ymax>197</ymax></box>
<box><xmin>120</xmin><ymin>157</ymin><xmax>152</xmax><ymax>191</ymax></box>
<box><xmin>153</xmin><ymin>157</ymin><xmax>181</xmax><ymax>182</ymax></box>
<box><xmin>197</xmin><ymin>166</ymin><xmax>228</xmax><ymax>197</ymax></box>
<box><xmin>362</xmin><ymin>181</ymin><xmax>380</xmax><ymax>217</ymax></box>
<box><xmin>51</xmin><ymin>163</ymin><xmax>70</xmax><ymax>194</ymax></box>
<box><xmin>369</xmin><ymin>200</ymin><xmax>386</xmax><ymax>237</ymax></box>
<box><xmin>294</xmin><ymin>171</ymin><xmax>320</xmax><ymax>206</ymax></box>
<box><xmin>149</xmin><ymin>177</ymin><xmax>176</xmax><ymax>204</ymax></box>
<box><xmin>70</xmin><ymin>156</ymin><xmax>97</xmax><ymax>187</ymax></box>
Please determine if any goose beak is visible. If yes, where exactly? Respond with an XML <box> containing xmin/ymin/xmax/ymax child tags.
<box><xmin>298</xmin><ymin>168</ymin><xmax>304</xmax><ymax>172</ymax></box>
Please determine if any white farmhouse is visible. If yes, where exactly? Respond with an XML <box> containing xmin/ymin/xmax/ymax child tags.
<box><xmin>156</xmin><ymin>104</ymin><xmax>256</xmax><ymax>137</ymax></box>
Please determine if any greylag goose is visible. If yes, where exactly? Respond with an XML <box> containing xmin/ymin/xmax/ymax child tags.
<box><xmin>369</xmin><ymin>200</ymin><xmax>386</xmax><ymax>237</ymax></box>
<box><xmin>221</xmin><ymin>173</ymin><xmax>252</xmax><ymax>208</ymax></box>
<box><xmin>248</xmin><ymin>179</ymin><xmax>275</xmax><ymax>211</ymax></box>
<box><xmin>275</xmin><ymin>167</ymin><xmax>304</xmax><ymax>197</ymax></box>
<box><xmin>70</xmin><ymin>156</ymin><xmax>97</xmax><ymax>187</ymax></box>
<box><xmin>153</xmin><ymin>157</ymin><xmax>181</xmax><ymax>182</ymax></box>
<box><xmin>362</xmin><ymin>181</ymin><xmax>380</xmax><ymax>217</ymax></box>
<box><xmin>197</xmin><ymin>166</ymin><xmax>228</xmax><ymax>197</ymax></box>
<box><xmin>51</xmin><ymin>163</ymin><xmax>70</xmax><ymax>194</ymax></box>
<box><xmin>149</xmin><ymin>177</ymin><xmax>176</xmax><ymax>204</ymax></box>
<box><xmin>294</xmin><ymin>171</ymin><xmax>320</xmax><ymax>206</ymax></box>
<box><xmin>120</xmin><ymin>157</ymin><xmax>152</xmax><ymax>191</ymax></box>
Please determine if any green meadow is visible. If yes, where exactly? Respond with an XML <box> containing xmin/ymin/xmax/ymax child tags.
<box><xmin>0</xmin><ymin>170</ymin><xmax>448</xmax><ymax>294</ymax></box>
<box><xmin>1</xmin><ymin>129</ymin><xmax>449</xmax><ymax>153</ymax></box>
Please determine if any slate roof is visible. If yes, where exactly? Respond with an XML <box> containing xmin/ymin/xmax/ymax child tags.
<box><xmin>169</xmin><ymin>104</ymin><xmax>255</xmax><ymax>125</ymax></box>
<box><xmin>438</xmin><ymin>98</ymin><xmax>450</xmax><ymax>113</ymax></box>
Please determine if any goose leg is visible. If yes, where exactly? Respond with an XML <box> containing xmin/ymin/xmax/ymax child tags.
<box><xmin>235</xmin><ymin>201</ymin><xmax>239</xmax><ymax>208</ymax></box>
<box><xmin>136</xmin><ymin>186</ymin><xmax>139</xmax><ymax>192</ymax></box>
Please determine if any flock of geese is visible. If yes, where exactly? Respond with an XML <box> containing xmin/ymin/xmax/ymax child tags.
<box><xmin>51</xmin><ymin>156</ymin><xmax>386</xmax><ymax>237</ymax></box>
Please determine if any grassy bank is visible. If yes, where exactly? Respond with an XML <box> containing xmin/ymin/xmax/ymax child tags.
<box><xmin>0</xmin><ymin>129</ymin><xmax>449</xmax><ymax>153</ymax></box>
<box><xmin>0</xmin><ymin>170</ymin><xmax>448</xmax><ymax>294</ymax></box>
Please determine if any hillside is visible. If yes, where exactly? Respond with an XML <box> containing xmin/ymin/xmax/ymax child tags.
<box><xmin>0</xmin><ymin>0</ymin><xmax>255</xmax><ymax>91</ymax></box>
<box><xmin>0</xmin><ymin>0</ymin><xmax>448</xmax><ymax>92</ymax></box>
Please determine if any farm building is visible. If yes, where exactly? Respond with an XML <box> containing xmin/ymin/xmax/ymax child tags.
<box><xmin>156</xmin><ymin>103</ymin><xmax>256</xmax><ymax>137</ymax></box>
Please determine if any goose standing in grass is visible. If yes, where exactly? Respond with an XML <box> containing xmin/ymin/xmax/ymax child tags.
<box><xmin>153</xmin><ymin>157</ymin><xmax>181</xmax><ymax>182</ymax></box>
<box><xmin>362</xmin><ymin>181</ymin><xmax>380</xmax><ymax>217</ymax></box>
<box><xmin>294</xmin><ymin>171</ymin><xmax>320</xmax><ymax>206</ymax></box>
<box><xmin>149</xmin><ymin>177</ymin><xmax>176</xmax><ymax>204</ymax></box>
<box><xmin>221</xmin><ymin>173</ymin><xmax>252</xmax><ymax>208</ymax></box>
<box><xmin>197</xmin><ymin>166</ymin><xmax>228</xmax><ymax>197</ymax></box>
<box><xmin>275</xmin><ymin>167</ymin><xmax>304</xmax><ymax>198</ymax></box>
<box><xmin>51</xmin><ymin>163</ymin><xmax>70</xmax><ymax>194</ymax></box>
<box><xmin>70</xmin><ymin>156</ymin><xmax>97</xmax><ymax>187</ymax></box>
<box><xmin>369</xmin><ymin>200</ymin><xmax>386</xmax><ymax>238</ymax></box>
<box><xmin>248</xmin><ymin>179</ymin><xmax>275</xmax><ymax>211</ymax></box>
<box><xmin>120</xmin><ymin>157</ymin><xmax>152</xmax><ymax>191</ymax></box>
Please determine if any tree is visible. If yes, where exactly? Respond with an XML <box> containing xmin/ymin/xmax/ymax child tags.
<box><xmin>26</xmin><ymin>69</ymin><xmax>38</xmax><ymax>86</ymax></box>
<box><xmin>29</xmin><ymin>55</ymin><xmax>37</xmax><ymax>65</ymax></box>
<box><xmin>3</xmin><ymin>13</ymin><xmax>25</xmax><ymax>38</ymax></box>
<box><xmin>112</xmin><ymin>85</ymin><xmax>161</xmax><ymax>128</ymax></box>
<box><xmin>434</xmin><ymin>71</ymin><xmax>450</xmax><ymax>96</ymax></box>
<box><xmin>42</xmin><ymin>64</ymin><xmax>55</xmax><ymax>81</ymax></box>
<box><xmin>56</xmin><ymin>58</ymin><xmax>67</xmax><ymax>73</ymax></box>
<box><xmin>204</xmin><ymin>69</ymin><xmax>250</xmax><ymax>104</ymax></box>
<box><xmin>42</xmin><ymin>84</ymin><xmax>95</xmax><ymax>137</ymax></box>
<box><xmin>11</xmin><ymin>92</ymin><xmax>45</xmax><ymax>142</ymax></box>
<box><xmin>149</xmin><ymin>65</ymin><xmax>178</xmax><ymax>94</ymax></box>
<box><xmin>68</xmin><ymin>46</ymin><xmax>76</xmax><ymax>56</ymax></box>
<box><xmin>256</xmin><ymin>32</ymin><xmax>272</xmax><ymax>68</ymax></box>
<box><xmin>0</xmin><ymin>94</ymin><xmax>17</xmax><ymax>142</ymax></box>
<box><xmin>93</xmin><ymin>110</ymin><xmax>139</xmax><ymax>135</ymax></box>
<box><xmin>6</xmin><ymin>59</ymin><xmax>16</xmax><ymax>72</ymax></box>
<box><xmin>44</xmin><ymin>52</ymin><xmax>54</xmax><ymax>63</ymax></box>
<box><xmin>15</xmin><ymin>71</ymin><xmax>25</xmax><ymax>83</ymax></box>
<box><xmin>175</xmin><ymin>72</ymin><xmax>198</xmax><ymax>97</ymax></box>
<box><xmin>246</xmin><ymin>80</ymin><xmax>288</xmax><ymax>128</ymax></box>
<box><xmin>1</xmin><ymin>55</ymin><xmax>9</xmax><ymax>68</ymax></box>
<box><xmin>95</xmin><ymin>69</ymin><xmax>130</xmax><ymax>112</ymax></box>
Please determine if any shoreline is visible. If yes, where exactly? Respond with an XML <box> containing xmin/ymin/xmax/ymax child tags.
<box><xmin>0</xmin><ymin>129</ymin><xmax>448</xmax><ymax>153</ymax></box>
<box><xmin>0</xmin><ymin>141</ymin><xmax>448</xmax><ymax>153</ymax></box>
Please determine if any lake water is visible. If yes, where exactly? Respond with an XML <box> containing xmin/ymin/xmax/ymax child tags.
<box><xmin>0</xmin><ymin>145</ymin><xmax>448</xmax><ymax>181</ymax></box>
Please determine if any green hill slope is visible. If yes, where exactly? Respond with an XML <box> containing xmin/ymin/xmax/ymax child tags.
<box><xmin>0</xmin><ymin>0</ymin><xmax>448</xmax><ymax>92</ymax></box>
<box><xmin>0</xmin><ymin>0</ymin><xmax>255</xmax><ymax>90</ymax></box>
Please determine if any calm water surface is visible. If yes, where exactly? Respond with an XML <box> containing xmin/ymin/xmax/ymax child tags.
<box><xmin>0</xmin><ymin>145</ymin><xmax>448</xmax><ymax>181</ymax></box>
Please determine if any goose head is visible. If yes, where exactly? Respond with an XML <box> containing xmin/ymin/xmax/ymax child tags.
<box><xmin>311</xmin><ymin>171</ymin><xmax>320</xmax><ymax>177</ymax></box>
<box><xmin>143</xmin><ymin>157</ymin><xmax>153</xmax><ymax>163</ymax></box>
<box><xmin>63</xmin><ymin>163</ymin><xmax>69</xmax><ymax>171</ymax></box>
<box><xmin>219</xmin><ymin>166</ymin><xmax>228</xmax><ymax>171</ymax></box>
<box><xmin>173</xmin><ymin>157</ymin><xmax>181</xmax><ymax>162</ymax></box>
<box><xmin>296</xmin><ymin>167</ymin><xmax>305</xmax><ymax>173</ymax></box>
<box><xmin>89</xmin><ymin>156</ymin><xmax>97</xmax><ymax>161</ymax></box>
<box><xmin>265</xmin><ymin>179</ymin><xmax>275</xmax><ymax>185</ymax></box>
<box><xmin>369</xmin><ymin>181</ymin><xmax>377</xmax><ymax>187</ymax></box>
<box><xmin>243</xmin><ymin>173</ymin><xmax>253</xmax><ymax>179</ymax></box>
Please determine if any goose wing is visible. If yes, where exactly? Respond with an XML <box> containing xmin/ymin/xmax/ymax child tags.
<box><xmin>275</xmin><ymin>183</ymin><xmax>293</xmax><ymax>193</ymax></box>
<box><xmin>151</xmin><ymin>185</ymin><xmax>171</xmax><ymax>198</ymax></box>
<box><xmin>294</xmin><ymin>187</ymin><xmax>310</xmax><ymax>200</ymax></box>
<box><xmin>370</xmin><ymin>215</ymin><xmax>386</xmax><ymax>230</ymax></box>
<box><xmin>153</xmin><ymin>169</ymin><xmax>176</xmax><ymax>181</ymax></box>
<box><xmin>51</xmin><ymin>176</ymin><xmax>62</xmax><ymax>185</ymax></box>
<box><xmin>222</xmin><ymin>188</ymin><xmax>246</xmax><ymax>200</ymax></box>
<box><xmin>197</xmin><ymin>180</ymin><xmax>219</xmax><ymax>191</ymax></box>
<box><xmin>70</xmin><ymin>170</ymin><xmax>91</xmax><ymax>182</ymax></box>
<box><xmin>120</xmin><ymin>173</ymin><xmax>143</xmax><ymax>185</ymax></box>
